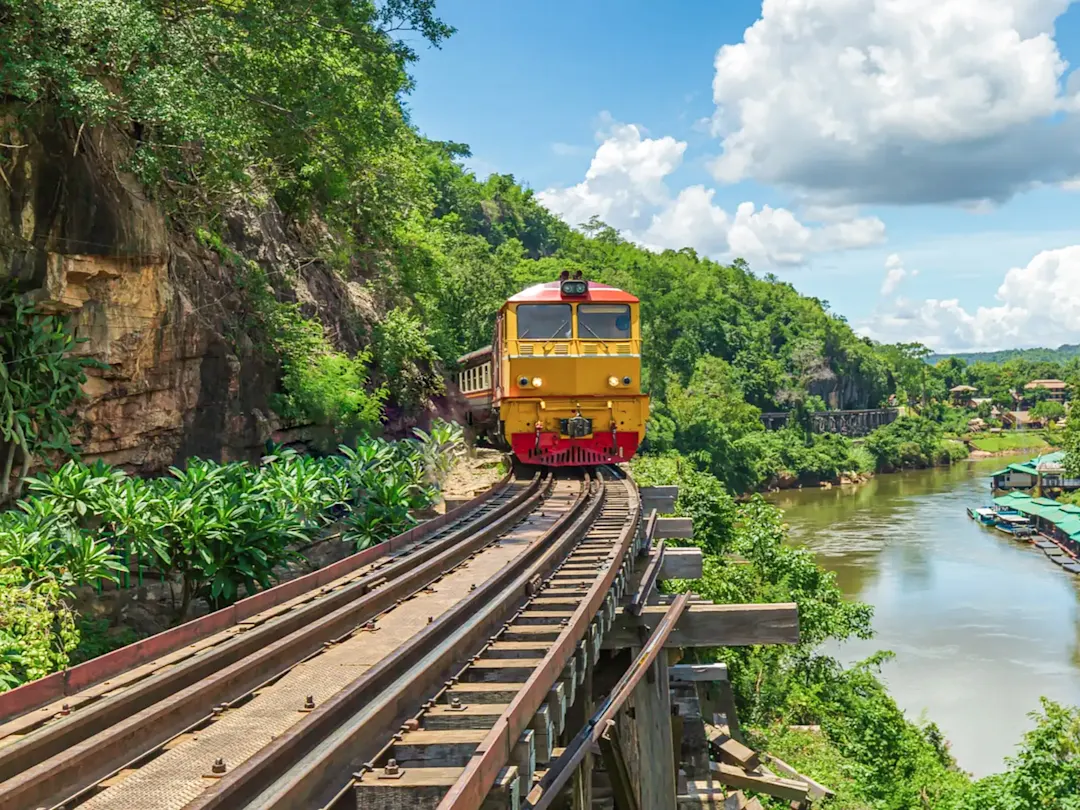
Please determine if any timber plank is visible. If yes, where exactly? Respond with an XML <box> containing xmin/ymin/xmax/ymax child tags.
<box><xmin>605</xmin><ymin>603</ymin><xmax>799</xmax><ymax>648</ymax></box>
<box><xmin>708</xmin><ymin>762</ymin><xmax>809</xmax><ymax>802</ymax></box>
<box><xmin>660</xmin><ymin>547</ymin><xmax>703</xmax><ymax>580</ymax></box>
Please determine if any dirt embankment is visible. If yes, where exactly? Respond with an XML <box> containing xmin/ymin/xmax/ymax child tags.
<box><xmin>965</xmin><ymin>444</ymin><xmax>1060</xmax><ymax>459</ymax></box>
<box><xmin>438</xmin><ymin>448</ymin><xmax>507</xmax><ymax>505</ymax></box>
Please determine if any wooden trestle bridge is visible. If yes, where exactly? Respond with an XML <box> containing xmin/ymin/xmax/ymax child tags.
<box><xmin>0</xmin><ymin>467</ymin><xmax>826</xmax><ymax>810</ymax></box>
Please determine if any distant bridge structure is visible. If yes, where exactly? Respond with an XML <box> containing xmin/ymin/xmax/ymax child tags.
<box><xmin>760</xmin><ymin>408</ymin><xmax>900</xmax><ymax>437</ymax></box>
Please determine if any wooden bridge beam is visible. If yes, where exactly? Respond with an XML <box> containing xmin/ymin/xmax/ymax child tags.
<box><xmin>604</xmin><ymin>603</ymin><xmax>799</xmax><ymax>649</ymax></box>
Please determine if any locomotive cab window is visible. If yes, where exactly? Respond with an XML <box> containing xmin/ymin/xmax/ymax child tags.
<box><xmin>578</xmin><ymin>304</ymin><xmax>631</xmax><ymax>340</ymax></box>
<box><xmin>517</xmin><ymin>304</ymin><xmax>572</xmax><ymax>339</ymax></box>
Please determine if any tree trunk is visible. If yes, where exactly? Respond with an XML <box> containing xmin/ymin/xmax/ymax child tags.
<box><xmin>177</xmin><ymin>574</ymin><xmax>195</xmax><ymax>624</ymax></box>
<box><xmin>0</xmin><ymin>440</ymin><xmax>15</xmax><ymax>499</ymax></box>
<box><xmin>11</xmin><ymin>421</ymin><xmax>31</xmax><ymax>498</ymax></box>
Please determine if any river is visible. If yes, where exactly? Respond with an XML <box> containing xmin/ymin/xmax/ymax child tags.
<box><xmin>768</xmin><ymin>455</ymin><xmax>1080</xmax><ymax>778</ymax></box>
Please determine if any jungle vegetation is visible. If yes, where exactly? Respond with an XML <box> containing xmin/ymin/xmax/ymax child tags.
<box><xmin>2</xmin><ymin>1</ymin><xmax>1078</xmax><ymax>805</ymax></box>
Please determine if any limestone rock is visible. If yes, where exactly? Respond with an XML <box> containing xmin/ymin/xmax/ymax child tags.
<box><xmin>0</xmin><ymin>112</ymin><xmax>381</xmax><ymax>472</ymax></box>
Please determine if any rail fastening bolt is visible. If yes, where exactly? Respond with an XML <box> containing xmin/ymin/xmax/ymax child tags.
<box><xmin>428</xmin><ymin>616</ymin><xmax>434</xmax><ymax>624</ymax></box>
<box><xmin>304</xmin><ymin>695</ymin><xmax>315</xmax><ymax>710</ymax></box>
<box><xmin>212</xmin><ymin>757</ymin><xmax>227</xmax><ymax>774</ymax></box>
<box><xmin>470</xmin><ymin>583</ymin><xmax>477</xmax><ymax>592</ymax></box>
<box><xmin>384</xmin><ymin>759</ymin><xmax>400</xmax><ymax>776</ymax></box>
<box><xmin>59</xmin><ymin>704</ymin><xmax>70</xmax><ymax>716</ymax></box>
<box><xmin>450</xmin><ymin>697</ymin><xmax>462</xmax><ymax>709</ymax></box>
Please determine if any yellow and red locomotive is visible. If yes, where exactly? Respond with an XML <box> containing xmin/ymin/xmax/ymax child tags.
<box><xmin>456</xmin><ymin>273</ymin><xmax>649</xmax><ymax>467</ymax></box>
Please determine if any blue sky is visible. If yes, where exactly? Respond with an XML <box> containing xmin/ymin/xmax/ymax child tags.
<box><xmin>407</xmin><ymin>0</ymin><xmax>1080</xmax><ymax>351</ymax></box>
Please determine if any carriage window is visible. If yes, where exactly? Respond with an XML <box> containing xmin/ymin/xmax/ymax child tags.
<box><xmin>578</xmin><ymin>304</ymin><xmax>631</xmax><ymax>340</ymax></box>
<box><xmin>516</xmin><ymin>304</ymin><xmax>572</xmax><ymax>339</ymax></box>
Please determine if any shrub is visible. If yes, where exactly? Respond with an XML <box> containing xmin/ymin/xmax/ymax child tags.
<box><xmin>375</xmin><ymin>309</ymin><xmax>445</xmax><ymax>410</ymax></box>
<box><xmin>865</xmin><ymin>417</ymin><xmax>955</xmax><ymax>471</ymax></box>
<box><xmin>1</xmin><ymin>429</ymin><xmax>456</xmax><ymax>645</ymax></box>
<box><xmin>0</xmin><ymin>287</ymin><xmax>104</xmax><ymax>500</ymax></box>
<box><xmin>230</xmin><ymin>258</ymin><xmax>388</xmax><ymax>448</ymax></box>
<box><xmin>0</xmin><ymin>568</ymin><xmax>78</xmax><ymax>691</ymax></box>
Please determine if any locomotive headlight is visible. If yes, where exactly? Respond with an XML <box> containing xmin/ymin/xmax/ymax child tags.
<box><xmin>531</xmin><ymin>377</ymin><xmax>543</xmax><ymax>388</ymax></box>
<box><xmin>608</xmin><ymin>375</ymin><xmax>619</xmax><ymax>388</ymax></box>
<box><xmin>623</xmin><ymin>376</ymin><xmax>632</xmax><ymax>385</ymax></box>
<box><xmin>519</xmin><ymin>376</ymin><xmax>529</xmax><ymax>387</ymax></box>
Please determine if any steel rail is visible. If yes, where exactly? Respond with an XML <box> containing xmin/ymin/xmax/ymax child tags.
<box><xmin>0</xmin><ymin>475</ymin><xmax>546</xmax><ymax>810</ymax></box>
<box><xmin>628</xmin><ymin>539</ymin><xmax>664</xmax><ymax>616</ymax></box>
<box><xmin>433</xmin><ymin>470</ymin><xmax>639</xmax><ymax>810</ymax></box>
<box><xmin>523</xmin><ymin>591</ymin><xmax>691</xmax><ymax>810</ymax></box>
<box><xmin>641</xmin><ymin>508</ymin><xmax>658</xmax><ymax>555</ymax></box>
<box><xmin>183</xmin><ymin>472</ymin><xmax>605</xmax><ymax>810</ymax></box>
<box><xmin>339</xmin><ymin>471</ymin><xmax>628</xmax><ymax>808</ymax></box>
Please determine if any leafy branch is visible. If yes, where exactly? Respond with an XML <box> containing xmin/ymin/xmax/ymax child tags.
<box><xmin>0</xmin><ymin>286</ymin><xmax>105</xmax><ymax>501</ymax></box>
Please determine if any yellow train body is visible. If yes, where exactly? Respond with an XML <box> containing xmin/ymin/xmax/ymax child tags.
<box><xmin>458</xmin><ymin>279</ymin><xmax>650</xmax><ymax>467</ymax></box>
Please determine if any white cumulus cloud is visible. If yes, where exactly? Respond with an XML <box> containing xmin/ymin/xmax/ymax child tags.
<box><xmin>710</xmin><ymin>0</ymin><xmax>1080</xmax><ymax>205</ymax></box>
<box><xmin>880</xmin><ymin>253</ymin><xmax>918</xmax><ymax>295</ymax></box>
<box><xmin>537</xmin><ymin>118</ymin><xmax>885</xmax><ymax>267</ymax></box>
<box><xmin>861</xmin><ymin>245</ymin><xmax>1080</xmax><ymax>350</ymax></box>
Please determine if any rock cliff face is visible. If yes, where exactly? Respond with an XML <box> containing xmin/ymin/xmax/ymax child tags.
<box><xmin>810</xmin><ymin>374</ymin><xmax>878</xmax><ymax>410</ymax></box>
<box><xmin>0</xmin><ymin>114</ymin><xmax>379</xmax><ymax>472</ymax></box>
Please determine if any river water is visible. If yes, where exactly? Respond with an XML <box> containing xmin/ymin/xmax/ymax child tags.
<box><xmin>768</xmin><ymin>455</ymin><xmax>1080</xmax><ymax>778</ymax></box>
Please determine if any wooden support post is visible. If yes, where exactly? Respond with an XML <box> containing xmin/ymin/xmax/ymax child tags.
<box><xmin>669</xmin><ymin>679</ymin><xmax>709</xmax><ymax>780</ymax></box>
<box><xmin>567</xmin><ymin>655</ymin><xmax>594</xmax><ymax>810</ymax></box>
<box><xmin>598</xmin><ymin>720</ymin><xmax>639</xmax><ymax>810</ymax></box>
<box><xmin>631</xmin><ymin>646</ymin><xmax>677</xmax><ymax>810</ymax></box>
<box><xmin>714</xmin><ymin>674</ymin><xmax>742</xmax><ymax>742</ymax></box>
<box><xmin>671</xmin><ymin>705</ymin><xmax>684</xmax><ymax>782</ymax></box>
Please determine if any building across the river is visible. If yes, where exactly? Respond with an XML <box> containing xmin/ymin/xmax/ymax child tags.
<box><xmin>991</xmin><ymin>451</ymin><xmax>1080</xmax><ymax>493</ymax></box>
<box><xmin>949</xmin><ymin>385</ymin><xmax>978</xmax><ymax>406</ymax></box>
<box><xmin>1022</xmin><ymin>379</ymin><xmax>1070</xmax><ymax>404</ymax></box>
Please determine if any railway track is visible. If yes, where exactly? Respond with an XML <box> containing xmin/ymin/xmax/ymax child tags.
<box><xmin>0</xmin><ymin>466</ymin><xmax>642</xmax><ymax>810</ymax></box>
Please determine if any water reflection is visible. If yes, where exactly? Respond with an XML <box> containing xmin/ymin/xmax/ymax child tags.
<box><xmin>769</xmin><ymin>456</ymin><xmax>1080</xmax><ymax>777</ymax></box>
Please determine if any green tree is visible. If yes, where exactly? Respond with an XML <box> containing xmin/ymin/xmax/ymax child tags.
<box><xmin>374</xmin><ymin>309</ymin><xmax>445</xmax><ymax>410</ymax></box>
<box><xmin>0</xmin><ymin>0</ymin><xmax>453</xmax><ymax>229</ymax></box>
<box><xmin>1064</xmin><ymin>406</ymin><xmax>1080</xmax><ymax>477</ymax></box>
<box><xmin>878</xmin><ymin>342</ymin><xmax>935</xmax><ymax>406</ymax></box>
<box><xmin>935</xmin><ymin>356</ymin><xmax>968</xmax><ymax>390</ymax></box>
<box><xmin>958</xmin><ymin>699</ymin><xmax>1080</xmax><ymax>810</ymax></box>
<box><xmin>1031</xmin><ymin>399</ymin><xmax>1065</xmax><ymax>423</ymax></box>
<box><xmin>664</xmin><ymin>357</ymin><xmax>764</xmax><ymax>493</ymax></box>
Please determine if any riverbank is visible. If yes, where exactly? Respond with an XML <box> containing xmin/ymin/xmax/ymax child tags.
<box><xmin>961</xmin><ymin>431</ymin><xmax>1055</xmax><ymax>457</ymax></box>
<box><xmin>767</xmin><ymin>456</ymin><xmax>1080</xmax><ymax>778</ymax></box>
<box><xmin>759</xmin><ymin>427</ymin><xmax>1057</xmax><ymax>495</ymax></box>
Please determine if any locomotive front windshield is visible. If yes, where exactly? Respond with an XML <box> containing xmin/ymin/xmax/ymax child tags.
<box><xmin>578</xmin><ymin>304</ymin><xmax>631</xmax><ymax>340</ymax></box>
<box><xmin>517</xmin><ymin>304</ymin><xmax>572</xmax><ymax>339</ymax></box>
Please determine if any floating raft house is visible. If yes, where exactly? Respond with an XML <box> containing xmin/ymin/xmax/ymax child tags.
<box><xmin>992</xmin><ymin>491</ymin><xmax>1080</xmax><ymax>548</ymax></box>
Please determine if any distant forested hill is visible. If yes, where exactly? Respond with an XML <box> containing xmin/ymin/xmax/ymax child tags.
<box><xmin>927</xmin><ymin>345</ymin><xmax>1080</xmax><ymax>365</ymax></box>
